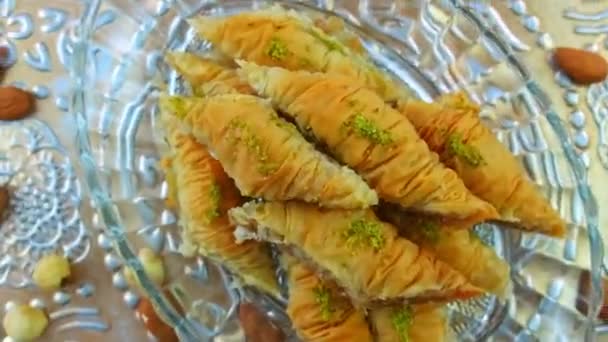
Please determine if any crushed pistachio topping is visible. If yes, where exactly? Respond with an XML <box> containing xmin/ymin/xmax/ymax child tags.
<box><xmin>343</xmin><ymin>218</ymin><xmax>385</xmax><ymax>252</ymax></box>
<box><xmin>313</xmin><ymin>284</ymin><xmax>334</xmax><ymax>321</ymax></box>
<box><xmin>298</xmin><ymin>56</ymin><xmax>313</xmax><ymax>68</ymax></box>
<box><xmin>308</xmin><ymin>28</ymin><xmax>346</xmax><ymax>55</ymax></box>
<box><xmin>445</xmin><ymin>132</ymin><xmax>485</xmax><ymax>167</ymax></box>
<box><xmin>162</xmin><ymin>96</ymin><xmax>189</xmax><ymax>119</ymax></box>
<box><xmin>269</xmin><ymin>112</ymin><xmax>300</xmax><ymax>136</ymax></box>
<box><xmin>342</xmin><ymin>113</ymin><xmax>394</xmax><ymax>145</ymax></box>
<box><xmin>257</xmin><ymin>163</ymin><xmax>279</xmax><ymax>176</ymax></box>
<box><xmin>227</xmin><ymin>118</ymin><xmax>277</xmax><ymax>175</ymax></box>
<box><xmin>419</xmin><ymin>219</ymin><xmax>440</xmax><ymax>245</ymax></box>
<box><xmin>266</xmin><ymin>37</ymin><xmax>289</xmax><ymax>61</ymax></box>
<box><xmin>391</xmin><ymin>305</ymin><xmax>414</xmax><ymax>342</ymax></box>
<box><xmin>206</xmin><ymin>182</ymin><xmax>222</xmax><ymax>221</ymax></box>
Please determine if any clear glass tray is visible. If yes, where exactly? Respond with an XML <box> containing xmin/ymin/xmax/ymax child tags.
<box><xmin>67</xmin><ymin>0</ymin><xmax>604</xmax><ymax>341</ymax></box>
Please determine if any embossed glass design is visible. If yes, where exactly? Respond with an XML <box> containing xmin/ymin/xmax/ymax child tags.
<box><xmin>70</xmin><ymin>0</ymin><xmax>604</xmax><ymax>341</ymax></box>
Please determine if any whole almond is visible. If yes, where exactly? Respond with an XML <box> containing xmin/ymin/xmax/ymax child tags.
<box><xmin>577</xmin><ymin>270</ymin><xmax>608</xmax><ymax>322</ymax></box>
<box><xmin>554</xmin><ymin>47</ymin><xmax>608</xmax><ymax>85</ymax></box>
<box><xmin>135</xmin><ymin>298</ymin><xmax>178</xmax><ymax>342</ymax></box>
<box><xmin>0</xmin><ymin>86</ymin><xmax>34</xmax><ymax>121</ymax></box>
<box><xmin>0</xmin><ymin>186</ymin><xmax>9</xmax><ymax>220</ymax></box>
<box><xmin>0</xmin><ymin>46</ymin><xmax>12</xmax><ymax>68</ymax></box>
<box><xmin>238</xmin><ymin>302</ymin><xmax>284</xmax><ymax>342</ymax></box>
<box><xmin>0</xmin><ymin>46</ymin><xmax>11</xmax><ymax>80</ymax></box>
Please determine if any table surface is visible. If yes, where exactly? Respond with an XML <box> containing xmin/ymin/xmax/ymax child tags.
<box><xmin>0</xmin><ymin>0</ymin><xmax>607</xmax><ymax>341</ymax></box>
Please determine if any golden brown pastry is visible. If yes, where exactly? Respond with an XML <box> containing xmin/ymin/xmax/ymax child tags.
<box><xmin>230</xmin><ymin>201</ymin><xmax>483</xmax><ymax>305</ymax></box>
<box><xmin>163</xmin><ymin>124</ymin><xmax>279</xmax><ymax>297</ymax></box>
<box><xmin>165</xmin><ymin>52</ymin><xmax>254</xmax><ymax>95</ymax></box>
<box><xmin>312</xmin><ymin>15</ymin><xmax>365</xmax><ymax>54</ymax></box>
<box><xmin>381</xmin><ymin>210</ymin><xmax>510</xmax><ymax>296</ymax></box>
<box><xmin>283</xmin><ymin>254</ymin><xmax>373</xmax><ymax>342</ymax></box>
<box><xmin>398</xmin><ymin>93</ymin><xmax>567</xmax><ymax>237</ymax></box>
<box><xmin>189</xmin><ymin>6</ymin><xmax>408</xmax><ymax>102</ymax></box>
<box><xmin>159</xmin><ymin>94</ymin><xmax>378</xmax><ymax>209</ymax></box>
<box><xmin>195</xmin><ymin>81</ymin><xmax>243</xmax><ymax>96</ymax></box>
<box><xmin>370</xmin><ymin>304</ymin><xmax>449</xmax><ymax>342</ymax></box>
<box><xmin>284</xmin><ymin>253</ymin><xmax>447</xmax><ymax>342</ymax></box>
<box><xmin>239</xmin><ymin>63</ymin><xmax>498</xmax><ymax>224</ymax></box>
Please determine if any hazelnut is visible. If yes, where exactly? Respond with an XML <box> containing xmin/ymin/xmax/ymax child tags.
<box><xmin>32</xmin><ymin>254</ymin><xmax>71</xmax><ymax>290</ymax></box>
<box><xmin>125</xmin><ymin>248</ymin><xmax>166</xmax><ymax>288</ymax></box>
<box><xmin>3</xmin><ymin>305</ymin><xmax>48</xmax><ymax>341</ymax></box>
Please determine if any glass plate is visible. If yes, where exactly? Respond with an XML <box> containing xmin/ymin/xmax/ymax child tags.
<box><xmin>70</xmin><ymin>0</ymin><xmax>604</xmax><ymax>341</ymax></box>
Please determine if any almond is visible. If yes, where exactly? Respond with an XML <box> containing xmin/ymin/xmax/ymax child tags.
<box><xmin>577</xmin><ymin>270</ymin><xmax>608</xmax><ymax>321</ymax></box>
<box><xmin>0</xmin><ymin>46</ymin><xmax>9</xmax><ymax>66</ymax></box>
<box><xmin>0</xmin><ymin>46</ymin><xmax>11</xmax><ymax>79</ymax></box>
<box><xmin>238</xmin><ymin>302</ymin><xmax>284</xmax><ymax>342</ymax></box>
<box><xmin>0</xmin><ymin>86</ymin><xmax>34</xmax><ymax>120</ymax></box>
<box><xmin>0</xmin><ymin>186</ymin><xmax>9</xmax><ymax>220</ymax></box>
<box><xmin>135</xmin><ymin>298</ymin><xmax>178</xmax><ymax>342</ymax></box>
<box><xmin>554</xmin><ymin>47</ymin><xmax>608</xmax><ymax>85</ymax></box>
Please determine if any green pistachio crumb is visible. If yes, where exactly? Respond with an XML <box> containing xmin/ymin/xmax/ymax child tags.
<box><xmin>162</xmin><ymin>96</ymin><xmax>188</xmax><ymax>119</ymax></box>
<box><xmin>391</xmin><ymin>305</ymin><xmax>414</xmax><ymax>342</ymax></box>
<box><xmin>266</xmin><ymin>37</ymin><xmax>289</xmax><ymax>61</ymax></box>
<box><xmin>419</xmin><ymin>220</ymin><xmax>440</xmax><ymax>245</ymax></box>
<box><xmin>343</xmin><ymin>218</ymin><xmax>385</xmax><ymax>252</ymax></box>
<box><xmin>298</xmin><ymin>57</ymin><xmax>313</xmax><ymax>68</ymax></box>
<box><xmin>206</xmin><ymin>182</ymin><xmax>222</xmax><ymax>221</ymax></box>
<box><xmin>343</xmin><ymin>113</ymin><xmax>393</xmax><ymax>145</ymax></box>
<box><xmin>445</xmin><ymin>132</ymin><xmax>485</xmax><ymax>167</ymax></box>
<box><xmin>313</xmin><ymin>285</ymin><xmax>334</xmax><ymax>321</ymax></box>
<box><xmin>269</xmin><ymin>112</ymin><xmax>300</xmax><ymax>136</ymax></box>
<box><xmin>257</xmin><ymin>163</ymin><xmax>278</xmax><ymax>176</ymax></box>
<box><xmin>308</xmin><ymin>28</ymin><xmax>346</xmax><ymax>55</ymax></box>
<box><xmin>227</xmin><ymin>118</ymin><xmax>277</xmax><ymax>175</ymax></box>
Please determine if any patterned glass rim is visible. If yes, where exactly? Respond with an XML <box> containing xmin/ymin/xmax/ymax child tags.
<box><xmin>68</xmin><ymin>0</ymin><xmax>605</xmax><ymax>340</ymax></box>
